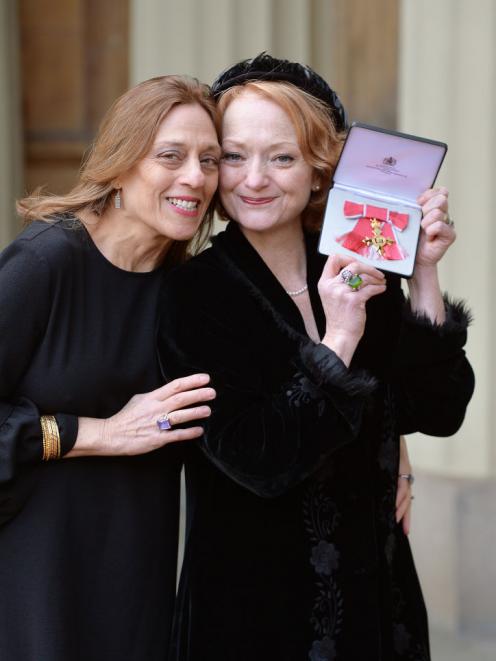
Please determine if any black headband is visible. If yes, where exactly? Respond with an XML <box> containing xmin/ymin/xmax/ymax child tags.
<box><xmin>211</xmin><ymin>52</ymin><xmax>348</xmax><ymax>133</ymax></box>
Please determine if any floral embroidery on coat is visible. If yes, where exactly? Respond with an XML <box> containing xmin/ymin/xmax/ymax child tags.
<box><xmin>303</xmin><ymin>481</ymin><xmax>343</xmax><ymax>660</ymax></box>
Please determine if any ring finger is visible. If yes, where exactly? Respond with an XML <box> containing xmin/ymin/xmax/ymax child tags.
<box><xmin>157</xmin><ymin>405</ymin><xmax>212</xmax><ymax>430</ymax></box>
<box><xmin>340</xmin><ymin>271</ymin><xmax>384</xmax><ymax>290</ymax></box>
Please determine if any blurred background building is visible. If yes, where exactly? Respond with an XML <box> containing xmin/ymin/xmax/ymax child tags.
<box><xmin>1</xmin><ymin>0</ymin><xmax>495</xmax><ymax>657</ymax></box>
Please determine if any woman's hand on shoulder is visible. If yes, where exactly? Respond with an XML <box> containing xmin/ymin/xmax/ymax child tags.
<box><xmin>318</xmin><ymin>254</ymin><xmax>387</xmax><ymax>366</ymax></box>
<box><xmin>415</xmin><ymin>187</ymin><xmax>455</xmax><ymax>269</ymax></box>
<box><xmin>67</xmin><ymin>374</ymin><xmax>216</xmax><ymax>457</ymax></box>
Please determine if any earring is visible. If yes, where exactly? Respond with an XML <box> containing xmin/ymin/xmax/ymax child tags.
<box><xmin>114</xmin><ymin>189</ymin><xmax>121</xmax><ymax>209</ymax></box>
<box><xmin>312</xmin><ymin>184</ymin><xmax>320</xmax><ymax>192</ymax></box>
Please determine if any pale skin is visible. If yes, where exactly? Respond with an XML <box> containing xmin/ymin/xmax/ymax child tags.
<box><xmin>396</xmin><ymin>436</ymin><xmax>413</xmax><ymax>535</ymax></box>
<box><xmin>66</xmin><ymin>103</ymin><xmax>221</xmax><ymax>457</ymax></box>
<box><xmin>220</xmin><ymin>90</ymin><xmax>455</xmax><ymax>527</ymax></box>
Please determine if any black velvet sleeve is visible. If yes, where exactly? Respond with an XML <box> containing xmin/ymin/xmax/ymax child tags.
<box><xmin>159</xmin><ymin>268</ymin><xmax>375</xmax><ymax>498</ymax></box>
<box><xmin>394</xmin><ymin>297</ymin><xmax>475</xmax><ymax>436</ymax></box>
<box><xmin>0</xmin><ymin>240</ymin><xmax>78</xmax><ymax>509</ymax></box>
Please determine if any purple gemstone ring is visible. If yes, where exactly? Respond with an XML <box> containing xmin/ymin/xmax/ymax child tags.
<box><xmin>156</xmin><ymin>414</ymin><xmax>172</xmax><ymax>431</ymax></box>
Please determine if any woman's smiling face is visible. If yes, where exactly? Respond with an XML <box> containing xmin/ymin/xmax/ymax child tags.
<box><xmin>117</xmin><ymin>102</ymin><xmax>220</xmax><ymax>242</ymax></box>
<box><xmin>219</xmin><ymin>90</ymin><xmax>317</xmax><ymax>235</ymax></box>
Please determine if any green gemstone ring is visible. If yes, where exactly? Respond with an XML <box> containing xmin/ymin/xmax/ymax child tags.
<box><xmin>348</xmin><ymin>274</ymin><xmax>363</xmax><ymax>290</ymax></box>
<box><xmin>341</xmin><ymin>269</ymin><xmax>363</xmax><ymax>291</ymax></box>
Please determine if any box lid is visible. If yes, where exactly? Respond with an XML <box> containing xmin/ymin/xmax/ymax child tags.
<box><xmin>334</xmin><ymin>123</ymin><xmax>447</xmax><ymax>204</ymax></box>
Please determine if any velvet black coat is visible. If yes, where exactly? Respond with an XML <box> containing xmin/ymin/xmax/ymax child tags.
<box><xmin>158</xmin><ymin>221</ymin><xmax>474</xmax><ymax>661</ymax></box>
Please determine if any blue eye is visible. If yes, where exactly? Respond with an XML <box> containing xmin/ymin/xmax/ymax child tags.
<box><xmin>273</xmin><ymin>154</ymin><xmax>295</xmax><ymax>164</ymax></box>
<box><xmin>222</xmin><ymin>152</ymin><xmax>243</xmax><ymax>162</ymax></box>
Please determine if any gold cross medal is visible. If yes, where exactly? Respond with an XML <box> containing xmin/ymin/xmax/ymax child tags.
<box><xmin>362</xmin><ymin>219</ymin><xmax>395</xmax><ymax>257</ymax></box>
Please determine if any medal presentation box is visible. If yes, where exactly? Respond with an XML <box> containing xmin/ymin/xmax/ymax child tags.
<box><xmin>319</xmin><ymin>123</ymin><xmax>447</xmax><ymax>277</ymax></box>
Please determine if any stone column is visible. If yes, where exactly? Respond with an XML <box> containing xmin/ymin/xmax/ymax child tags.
<box><xmin>129</xmin><ymin>0</ymin><xmax>313</xmax><ymax>86</ymax></box>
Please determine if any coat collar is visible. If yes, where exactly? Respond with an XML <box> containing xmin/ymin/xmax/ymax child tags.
<box><xmin>211</xmin><ymin>221</ymin><xmax>327</xmax><ymax>338</ymax></box>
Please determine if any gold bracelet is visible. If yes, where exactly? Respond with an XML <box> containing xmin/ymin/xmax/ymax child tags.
<box><xmin>47</xmin><ymin>415</ymin><xmax>61</xmax><ymax>460</ymax></box>
<box><xmin>41</xmin><ymin>416</ymin><xmax>52</xmax><ymax>460</ymax></box>
<box><xmin>40</xmin><ymin>415</ymin><xmax>61</xmax><ymax>460</ymax></box>
<box><xmin>40</xmin><ymin>415</ymin><xmax>49</xmax><ymax>459</ymax></box>
<box><xmin>47</xmin><ymin>416</ymin><xmax>60</xmax><ymax>460</ymax></box>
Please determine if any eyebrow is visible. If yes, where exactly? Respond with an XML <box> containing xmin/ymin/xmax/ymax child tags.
<box><xmin>153</xmin><ymin>141</ymin><xmax>221</xmax><ymax>154</ymax></box>
<box><xmin>222</xmin><ymin>139</ymin><xmax>298</xmax><ymax>149</ymax></box>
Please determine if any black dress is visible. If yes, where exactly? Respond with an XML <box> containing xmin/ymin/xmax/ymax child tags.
<box><xmin>0</xmin><ymin>217</ymin><xmax>182</xmax><ymax>661</ymax></box>
<box><xmin>158</xmin><ymin>221</ymin><xmax>474</xmax><ymax>661</ymax></box>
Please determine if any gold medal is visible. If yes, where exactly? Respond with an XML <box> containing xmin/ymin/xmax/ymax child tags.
<box><xmin>362</xmin><ymin>219</ymin><xmax>395</xmax><ymax>257</ymax></box>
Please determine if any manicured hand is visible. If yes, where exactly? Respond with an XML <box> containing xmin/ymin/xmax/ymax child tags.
<box><xmin>104</xmin><ymin>374</ymin><xmax>216</xmax><ymax>454</ymax></box>
<box><xmin>70</xmin><ymin>374</ymin><xmax>216</xmax><ymax>457</ymax></box>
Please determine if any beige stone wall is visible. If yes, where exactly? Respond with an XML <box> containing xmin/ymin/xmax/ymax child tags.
<box><xmin>130</xmin><ymin>0</ymin><xmax>316</xmax><ymax>85</ymax></box>
<box><xmin>399</xmin><ymin>0</ymin><xmax>495</xmax><ymax>478</ymax></box>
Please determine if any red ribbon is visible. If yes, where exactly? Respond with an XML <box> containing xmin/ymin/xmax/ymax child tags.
<box><xmin>337</xmin><ymin>201</ymin><xmax>409</xmax><ymax>260</ymax></box>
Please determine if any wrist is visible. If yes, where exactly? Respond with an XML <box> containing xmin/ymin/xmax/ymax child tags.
<box><xmin>410</xmin><ymin>264</ymin><xmax>439</xmax><ymax>288</ymax></box>
<box><xmin>408</xmin><ymin>266</ymin><xmax>445</xmax><ymax>324</ymax></box>
<box><xmin>321</xmin><ymin>331</ymin><xmax>360</xmax><ymax>367</ymax></box>
<box><xmin>65</xmin><ymin>417</ymin><xmax>108</xmax><ymax>457</ymax></box>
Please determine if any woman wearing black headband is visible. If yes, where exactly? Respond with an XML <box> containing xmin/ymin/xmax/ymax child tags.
<box><xmin>159</xmin><ymin>54</ymin><xmax>474</xmax><ymax>660</ymax></box>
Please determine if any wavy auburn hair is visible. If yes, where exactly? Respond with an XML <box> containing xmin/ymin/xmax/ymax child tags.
<box><xmin>217</xmin><ymin>80</ymin><xmax>346</xmax><ymax>232</ymax></box>
<box><xmin>17</xmin><ymin>75</ymin><xmax>220</xmax><ymax>261</ymax></box>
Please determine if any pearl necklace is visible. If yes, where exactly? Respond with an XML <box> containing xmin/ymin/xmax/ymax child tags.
<box><xmin>285</xmin><ymin>284</ymin><xmax>308</xmax><ymax>297</ymax></box>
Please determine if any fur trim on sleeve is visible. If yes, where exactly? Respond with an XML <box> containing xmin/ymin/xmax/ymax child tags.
<box><xmin>297</xmin><ymin>341</ymin><xmax>377</xmax><ymax>397</ymax></box>
<box><xmin>402</xmin><ymin>296</ymin><xmax>473</xmax><ymax>336</ymax></box>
